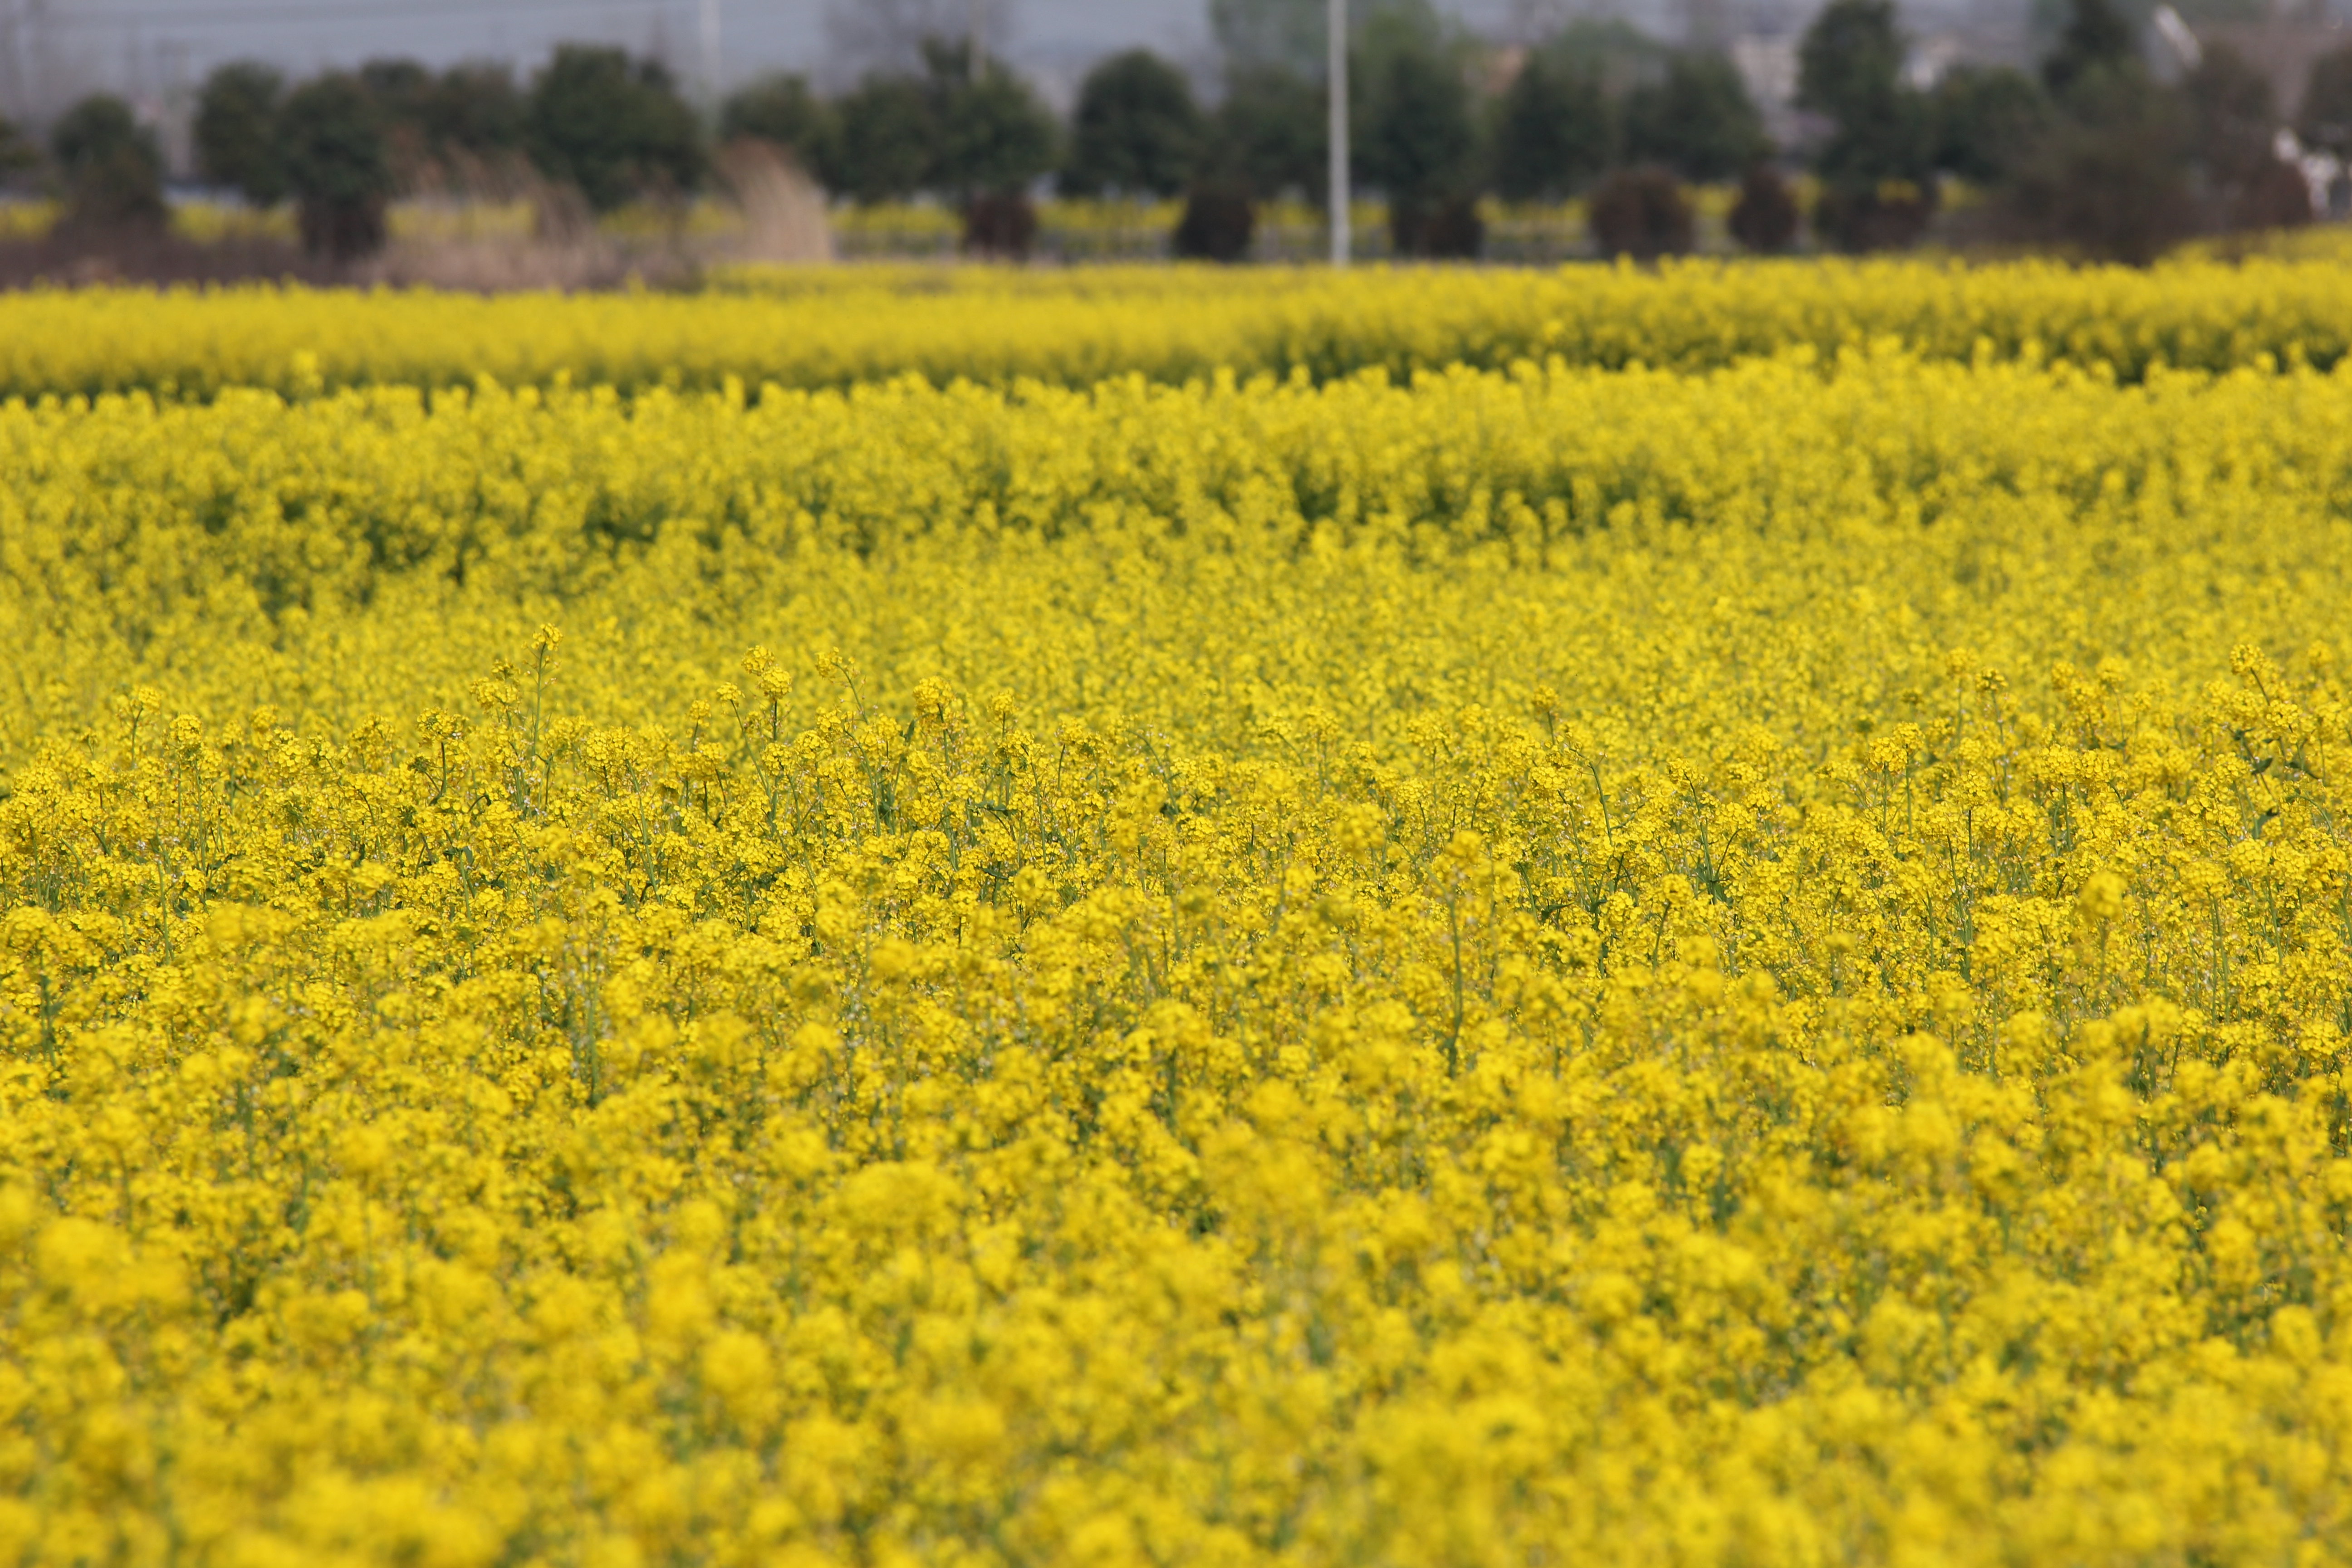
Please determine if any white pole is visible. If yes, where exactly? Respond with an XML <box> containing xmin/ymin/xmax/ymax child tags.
<box><xmin>1328</xmin><ymin>0</ymin><xmax>1349</xmax><ymax>267</ymax></box>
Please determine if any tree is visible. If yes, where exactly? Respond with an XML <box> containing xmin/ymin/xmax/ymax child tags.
<box><xmin>1930</xmin><ymin>64</ymin><xmax>2048</xmax><ymax>185</ymax></box>
<box><xmin>1624</xmin><ymin>52</ymin><xmax>1769</xmax><ymax>183</ymax></box>
<box><xmin>1358</xmin><ymin>15</ymin><xmax>1478</xmax><ymax>253</ymax></box>
<box><xmin>2179</xmin><ymin>44</ymin><xmax>2311</xmax><ymax>232</ymax></box>
<box><xmin>1180</xmin><ymin>61</ymin><xmax>1323</xmax><ymax>263</ymax></box>
<box><xmin>1996</xmin><ymin>0</ymin><xmax>2201</xmax><ymax>261</ymax></box>
<box><xmin>525</xmin><ymin>45</ymin><xmax>704</xmax><ymax>213</ymax></box>
<box><xmin>356</xmin><ymin>58</ymin><xmax>437</xmax><ymax>189</ymax></box>
<box><xmin>909</xmin><ymin>39</ymin><xmax>1058</xmax><ymax>256</ymax></box>
<box><xmin>49</xmin><ymin>94</ymin><xmax>166</xmax><ymax>235</ymax></box>
<box><xmin>1202</xmin><ymin>65</ymin><xmax>1326</xmax><ymax>203</ymax></box>
<box><xmin>721</xmin><ymin>74</ymin><xmax>834</xmax><ymax>174</ymax></box>
<box><xmin>1489</xmin><ymin>49</ymin><xmax>1613</xmax><ymax>201</ymax></box>
<box><xmin>2003</xmin><ymin>65</ymin><xmax>2194</xmax><ymax>262</ymax></box>
<box><xmin>0</xmin><ymin>115</ymin><xmax>30</xmax><ymax>181</ymax></box>
<box><xmin>2042</xmin><ymin>0</ymin><xmax>2136</xmax><ymax>101</ymax></box>
<box><xmin>2183</xmin><ymin>43</ymin><xmax>2275</xmax><ymax>188</ymax></box>
<box><xmin>431</xmin><ymin>63</ymin><xmax>527</xmax><ymax>164</ymax></box>
<box><xmin>1797</xmin><ymin>0</ymin><xmax>1936</xmax><ymax>249</ymax></box>
<box><xmin>828</xmin><ymin>75</ymin><xmax>934</xmax><ymax>203</ymax></box>
<box><xmin>195</xmin><ymin>61</ymin><xmax>287</xmax><ymax>205</ymax></box>
<box><xmin>278</xmin><ymin>74</ymin><xmax>394</xmax><ymax>259</ymax></box>
<box><xmin>1798</xmin><ymin>0</ymin><xmax>1906</xmax><ymax>125</ymax></box>
<box><xmin>358</xmin><ymin>58</ymin><xmax>434</xmax><ymax>126</ymax></box>
<box><xmin>922</xmin><ymin>40</ymin><xmax>1058</xmax><ymax>201</ymax></box>
<box><xmin>1062</xmin><ymin>49</ymin><xmax>1202</xmax><ymax>199</ymax></box>
<box><xmin>2296</xmin><ymin>42</ymin><xmax>2352</xmax><ymax>160</ymax></box>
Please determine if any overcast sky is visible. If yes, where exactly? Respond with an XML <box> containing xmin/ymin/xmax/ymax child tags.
<box><xmin>7</xmin><ymin>0</ymin><xmax>1581</xmax><ymax>115</ymax></box>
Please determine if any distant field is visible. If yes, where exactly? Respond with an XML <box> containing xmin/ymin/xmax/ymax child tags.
<box><xmin>5</xmin><ymin>252</ymin><xmax>2352</xmax><ymax>403</ymax></box>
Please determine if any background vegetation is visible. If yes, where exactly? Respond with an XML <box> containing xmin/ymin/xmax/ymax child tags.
<box><xmin>0</xmin><ymin>0</ymin><xmax>2347</xmax><ymax>274</ymax></box>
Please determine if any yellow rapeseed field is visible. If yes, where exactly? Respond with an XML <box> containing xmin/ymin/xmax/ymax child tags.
<box><xmin>1</xmin><ymin>268</ymin><xmax>2351</xmax><ymax>1566</ymax></box>
<box><xmin>6</xmin><ymin>252</ymin><xmax>2352</xmax><ymax>400</ymax></box>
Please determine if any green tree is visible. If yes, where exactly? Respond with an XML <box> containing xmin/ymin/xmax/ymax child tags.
<box><xmin>1355</xmin><ymin>11</ymin><xmax>1481</xmax><ymax>256</ymax></box>
<box><xmin>0</xmin><ymin>116</ymin><xmax>29</xmax><ymax>184</ymax></box>
<box><xmin>1930</xmin><ymin>64</ymin><xmax>2048</xmax><ymax>184</ymax></box>
<box><xmin>1798</xmin><ymin>0</ymin><xmax>1907</xmax><ymax>123</ymax></box>
<box><xmin>431</xmin><ymin>62</ymin><xmax>527</xmax><ymax>163</ymax></box>
<box><xmin>1995</xmin><ymin>0</ymin><xmax>2206</xmax><ymax>260</ymax></box>
<box><xmin>1624</xmin><ymin>52</ymin><xmax>1769</xmax><ymax>182</ymax></box>
<box><xmin>2296</xmin><ymin>42</ymin><xmax>2352</xmax><ymax>159</ymax></box>
<box><xmin>2182</xmin><ymin>43</ymin><xmax>2310</xmax><ymax>229</ymax></box>
<box><xmin>1358</xmin><ymin>16</ymin><xmax>1475</xmax><ymax>207</ymax></box>
<box><xmin>525</xmin><ymin>45</ymin><xmax>704</xmax><ymax>212</ymax></box>
<box><xmin>2183</xmin><ymin>43</ymin><xmax>2275</xmax><ymax>186</ymax></box>
<box><xmin>1201</xmin><ymin>65</ymin><xmax>1326</xmax><ymax>202</ymax></box>
<box><xmin>1062</xmin><ymin>49</ymin><xmax>1202</xmax><ymax>199</ymax></box>
<box><xmin>356</xmin><ymin>58</ymin><xmax>437</xmax><ymax>188</ymax></box>
<box><xmin>2042</xmin><ymin>0</ymin><xmax>2136</xmax><ymax>100</ymax></box>
<box><xmin>2003</xmin><ymin>64</ymin><xmax>2193</xmax><ymax>261</ymax></box>
<box><xmin>1798</xmin><ymin>0</ymin><xmax>1936</xmax><ymax>248</ymax></box>
<box><xmin>721</xmin><ymin>74</ymin><xmax>835</xmax><ymax>172</ymax></box>
<box><xmin>828</xmin><ymin>75</ymin><xmax>935</xmax><ymax>203</ymax></box>
<box><xmin>1489</xmin><ymin>49</ymin><xmax>1613</xmax><ymax>201</ymax></box>
<box><xmin>194</xmin><ymin>61</ymin><xmax>287</xmax><ymax>205</ymax></box>
<box><xmin>49</xmin><ymin>94</ymin><xmax>167</xmax><ymax>234</ymax></box>
<box><xmin>358</xmin><ymin>58</ymin><xmax>435</xmax><ymax>125</ymax></box>
<box><xmin>277</xmin><ymin>73</ymin><xmax>394</xmax><ymax>259</ymax></box>
<box><xmin>923</xmin><ymin>39</ymin><xmax>1058</xmax><ymax>200</ymax></box>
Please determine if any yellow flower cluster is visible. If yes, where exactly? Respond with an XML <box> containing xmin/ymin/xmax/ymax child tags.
<box><xmin>8</xmin><ymin>253</ymin><xmax>2352</xmax><ymax>401</ymax></box>
<box><xmin>4</xmin><ymin>291</ymin><xmax>2352</xmax><ymax>1566</ymax></box>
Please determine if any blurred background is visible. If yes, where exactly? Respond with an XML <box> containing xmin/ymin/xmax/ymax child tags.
<box><xmin>0</xmin><ymin>0</ymin><xmax>2345</xmax><ymax>280</ymax></box>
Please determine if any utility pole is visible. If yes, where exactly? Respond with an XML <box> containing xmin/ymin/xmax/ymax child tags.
<box><xmin>1328</xmin><ymin>0</ymin><xmax>1348</xmax><ymax>266</ymax></box>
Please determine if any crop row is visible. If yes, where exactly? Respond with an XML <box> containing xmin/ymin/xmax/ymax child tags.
<box><xmin>4</xmin><ymin>254</ymin><xmax>2352</xmax><ymax>401</ymax></box>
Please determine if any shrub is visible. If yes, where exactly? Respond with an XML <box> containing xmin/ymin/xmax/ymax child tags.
<box><xmin>1812</xmin><ymin>182</ymin><xmax>1934</xmax><ymax>252</ymax></box>
<box><xmin>1588</xmin><ymin>165</ymin><xmax>1694</xmax><ymax>259</ymax></box>
<box><xmin>1391</xmin><ymin>194</ymin><xmax>1484</xmax><ymax>259</ymax></box>
<box><xmin>1171</xmin><ymin>184</ymin><xmax>1256</xmax><ymax>261</ymax></box>
<box><xmin>962</xmin><ymin>189</ymin><xmax>1038</xmax><ymax>258</ymax></box>
<box><xmin>1728</xmin><ymin>162</ymin><xmax>1799</xmax><ymax>252</ymax></box>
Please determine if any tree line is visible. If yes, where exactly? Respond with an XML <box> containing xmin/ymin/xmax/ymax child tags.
<box><xmin>0</xmin><ymin>48</ymin><xmax>705</xmax><ymax>261</ymax></box>
<box><xmin>0</xmin><ymin>0</ymin><xmax>2347</xmax><ymax>266</ymax></box>
<box><xmin>1785</xmin><ymin>0</ymin><xmax>2345</xmax><ymax>260</ymax></box>
<box><xmin>760</xmin><ymin>0</ymin><xmax>2350</xmax><ymax>263</ymax></box>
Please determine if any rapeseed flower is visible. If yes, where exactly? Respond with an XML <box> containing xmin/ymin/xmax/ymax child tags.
<box><xmin>0</xmin><ymin>271</ymin><xmax>2350</xmax><ymax>1564</ymax></box>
